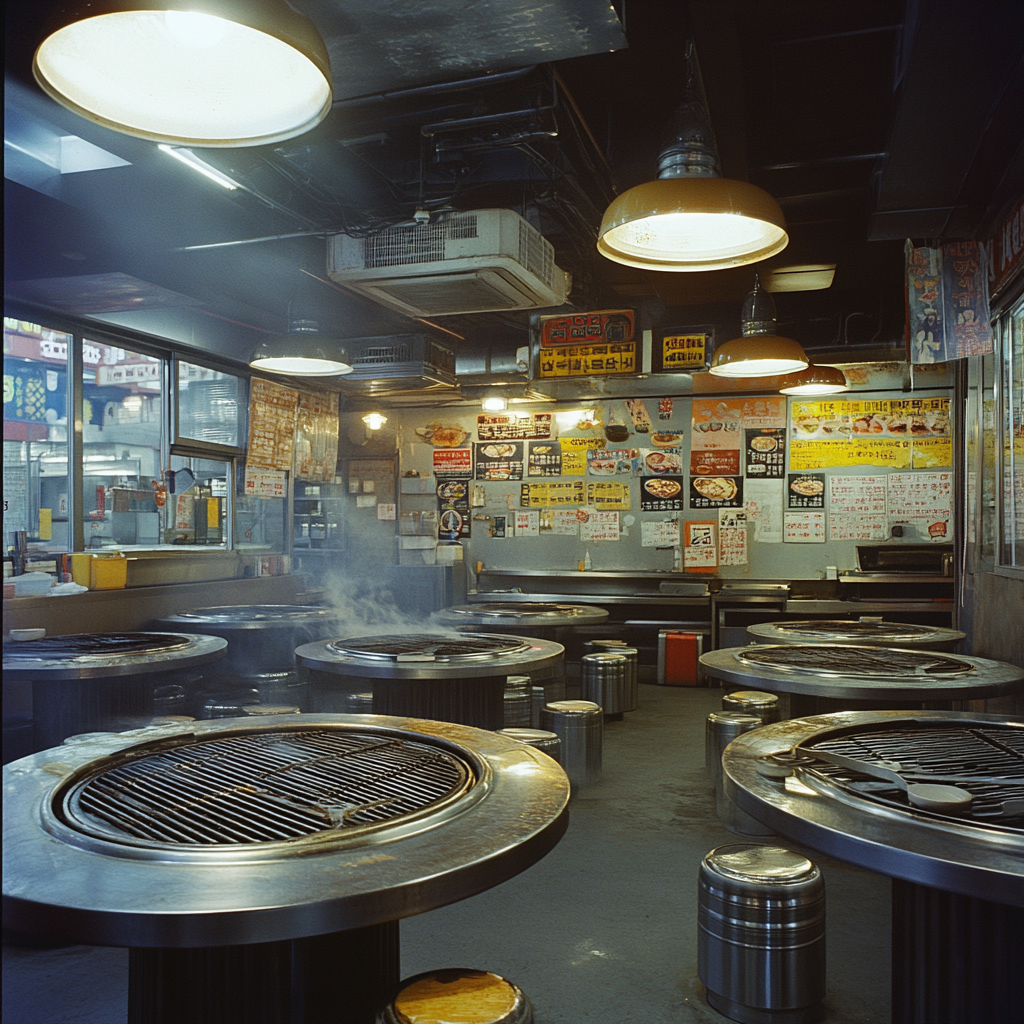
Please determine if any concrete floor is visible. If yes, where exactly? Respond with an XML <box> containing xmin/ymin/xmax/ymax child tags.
<box><xmin>2</xmin><ymin>685</ymin><xmax>891</xmax><ymax>1022</ymax></box>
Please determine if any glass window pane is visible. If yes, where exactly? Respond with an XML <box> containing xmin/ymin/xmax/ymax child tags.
<box><xmin>1001</xmin><ymin>298</ymin><xmax>1024</xmax><ymax>566</ymax></box>
<box><xmin>177</xmin><ymin>361</ymin><xmax>244</xmax><ymax>448</ymax></box>
<box><xmin>82</xmin><ymin>341</ymin><xmax>164</xmax><ymax>549</ymax></box>
<box><xmin>236</xmin><ymin>461</ymin><xmax>287</xmax><ymax>552</ymax></box>
<box><xmin>3</xmin><ymin>318</ymin><xmax>71</xmax><ymax>560</ymax></box>
<box><xmin>981</xmin><ymin>353</ymin><xmax>997</xmax><ymax>562</ymax></box>
<box><xmin>165</xmin><ymin>455</ymin><xmax>228</xmax><ymax>547</ymax></box>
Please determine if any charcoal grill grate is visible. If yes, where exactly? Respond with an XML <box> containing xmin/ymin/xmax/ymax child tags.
<box><xmin>330</xmin><ymin>633</ymin><xmax>532</xmax><ymax>661</ymax></box>
<box><xmin>774</xmin><ymin>621</ymin><xmax>932</xmax><ymax>641</ymax></box>
<box><xmin>735</xmin><ymin>644</ymin><xmax>973</xmax><ymax>678</ymax></box>
<box><xmin>60</xmin><ymin>729</ymin><xmax>473</xmax><ymax>846</ymax></box>
<box><xmin>456</xmin><ymin>603</ymin><xmax>585</xmax><ymax>618</ymax></box>
<box><xmin>802</xmin><ymin>724</ymin><xmax>1024</xmax><ymax>830</ymax></box>
<box><xmin>3</xmin><ymin>633</ymin><xmax>193</xmax><ymax>659</ymax></box>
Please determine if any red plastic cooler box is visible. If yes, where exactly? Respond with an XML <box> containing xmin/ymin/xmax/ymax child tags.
<box><xmin>657</xmin><ymin>630</ymin><xmax>705</xmax><ymax>686</ymax></box>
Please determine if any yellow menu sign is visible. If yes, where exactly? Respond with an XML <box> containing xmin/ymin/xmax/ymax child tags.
<box><xmin>586</xmin><ymin>482</ymin><xmax>631</xmax><ymax>509</ymax></box>
<box><xmin>538</xmin><ymin>344</ymin><xmax>637</xmax><ymax>378</ymax></box>
<box><xmin>520</xmin><ymin>481</ymin><xmax>585</xmax><ymax>507</ymax></box>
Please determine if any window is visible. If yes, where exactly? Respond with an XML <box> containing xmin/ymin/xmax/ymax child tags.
<box><xmin>175</xmin><ymin>358</ymin><xmax>246</xmax><ymax>452</ymax></box>
<box><xmin>997</xmin><ymin>295</ymin><xmax>1024</xmax><ymax>569</ymax></box>
<box><xmin>3</xmin><ymin>318</ymin><xmax>72</xmax><ymax>557</ymax></box>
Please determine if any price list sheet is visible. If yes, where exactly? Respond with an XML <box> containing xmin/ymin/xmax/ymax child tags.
<box><xmin>828</xmin><ymin>475</ymin><xmax>887</xmax><ymax>541</ymax></box>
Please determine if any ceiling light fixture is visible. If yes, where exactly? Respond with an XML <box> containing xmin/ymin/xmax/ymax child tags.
<box><xmin>33</xmin><ymin>1</ymin><xmax>332</xmax><ymax>147</ymax></box>
<box><xmin>361</xmin><ymin>413</ymin><xmax>387</xmax><ymax>431</ymax></box>
<box><xmin>597</xmin><ymin>39</ymin><xmax>788</xmax><ymax>272</ymax></box>
<box><xmin>778</xmin><ymin>364</ymin><xmax>848</xmax><ymax>395</ymax></box>
<box><xmin>158</xmin><ymin>145</ymin><xmax>238</xmax><ymax>189</ymax></box>
<box><xmin>249</xmin><ymin>325</ymin><xmax>353</xmax><ymax>377</ymax></box>
<box><xmin>481</xmin><ymin>390</ymin><xmax>508</xmax><ymax>413</ymax></box>
<box><xmin>764</xmin><ymin>264</ymin><xmax>837</xmax><ymax>293</ymax></box>
<box><xmin>709</xmin><ymin>275</ymin><xmax>809</xmax><ymax>378</ymax></box>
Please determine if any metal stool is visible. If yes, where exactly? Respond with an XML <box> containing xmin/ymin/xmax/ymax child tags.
<box><xmin>379</xmin><ymin>968</ymin><xmax>533</xmax><ymax>1023</ymax></box>
<box><xmin>698</xmin><ymin>844</ymin><xmax>826</xmax><ymax>1024</ymax></box>
<box><xmin>497</xmin><ymin>728</ymin><xmax>561</xmax><ymax>761</ymax></box>
<box><xmin>503</xmin><ymin>675</ymin><xmax>532</xmax><ymax>729</ymax></box>
<box><xmin>723</xmin><ymin>690</ymin><xmax>782</xmax><ymax>724</ymax></box>
<box><xmin>580</xmin><ymin>652</ymin><xmax>627</xmax><ymax>719</ymax></box>
<box><xmin>345</xmin><ymin>692</ymin><xmax>374</xmax><ymax>713</ymax></box>
<box><xmin>541</xmin><ymin>700</ymin><xmax>602</xmax><ymax>790</ymax></box>
<box><xmin>706</xmin><ymin>712</ymin><xmax>775</xmax><ymax>836</ymax></box>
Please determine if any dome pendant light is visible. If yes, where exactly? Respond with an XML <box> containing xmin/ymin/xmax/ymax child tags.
<box><xmin>709</xmin><ymin>276</ymin><xmax>809</xmax><ymax>377</ymax></box>
<box><xmin>33</xmin><ymin>1</ymin><xmax>332</xmax><ymax>147</ymax></box>
<box><xmin>597</xmin><ymin>40</ymin><xmax>788</xmax><ymax>272</ymax></box>
<box><xmin>778</xmin><ymin>364</ymin><xmax>848</xmax><ymax>395</ymax></box>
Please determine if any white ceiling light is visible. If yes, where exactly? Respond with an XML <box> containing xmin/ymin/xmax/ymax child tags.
<box><xmin>764</xmin><ymin>264</ymin><xmax>837</xmax><ymax>293</ymax></box>
<box><xmin>362</xmin><ymin>413</ymin><xmax>387</xmax><ymax>431</ymax></box>
<box><xmin>33</xmin><ymin>1</ymin><xmax>332</xmax><ymax>147</ymax></box>
<box><xmin>778</xmin><ymin>364</ymin><xmax>848</xmax><ymax>395</ymax></box>
<box><xmin>597</xmin><ymin>39</ymin><xmax>787</xmax><ymax>273</ymax></box>
<box><xmin>481</xmin><ymin>389</ymin><xmax>508</xmax><ymax>413</ymax></box>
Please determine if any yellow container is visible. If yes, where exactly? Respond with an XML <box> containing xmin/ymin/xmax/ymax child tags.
<box><xmin>70</xmin><ymin>553</ymin><xmax>93</xmax><ymax>588</ymax></box>
<box><xmin>90</xmin><ymin>553</ymin><xmax>128</xmax><ymax>590</ymax></box>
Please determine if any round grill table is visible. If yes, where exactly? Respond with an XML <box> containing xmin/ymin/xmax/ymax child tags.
<box><xmin>435</xmin><ymin>602</ymin><xmax>609</xmax><ymax>635</ymax></box>
<box><xmin>722</xmin><ymin>711</ymin><xmax>1024</xmax><ymax>1024</ymax></box>
<box><xmin>3</xmin><ymin>715</ymin><xmax>569</xmax><ymax>1024</ymax></box>
<box><xmin>700</xmin><ymin>644</ymin><xmax>1024</xmax><ymax>718</ymax></box>
<box><xmin>746</xmin><ymin>618</ymin><xmax>964</xmax><ymax>651</ymax></box>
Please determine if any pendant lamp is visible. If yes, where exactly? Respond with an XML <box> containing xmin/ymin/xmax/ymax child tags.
<box><xmin>778</xmin><ymin>364</ymin><xmax>848</xmax><ymax>395</ymax></box>
<box><xmin>33</xmin><ymin>1</ymin><xmax>332</xmax><ymax>147</ymax></box>
<box><xmin>597</xmin><ymin>40</ymin><xmax>787</xmax><ymax>272</ymax></box>
<box><xmin>709</xmin><ymin>276</ymin><xmax>809</xmax><ymax>378</ymax></box>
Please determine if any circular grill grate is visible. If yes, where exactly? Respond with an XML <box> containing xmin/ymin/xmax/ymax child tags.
<box><xmin>172</xmin><ymin>605</ymin><xmax>332</xmax><ymax>622</ymax></box>
<box><xmin>457</xmin><ymin>603</ymin><xmax>583</xmax><ymax>618</ymax></box>
<box><xmin>3</xmin><ymin>633</ymin><xmax>193</xmax><ymax>659</ymax></box>
<box><xmin>59</xmin><ymin>729</ymin><xmax>473</xmax><ymax>847</ymax></box>
<box><xmin>774</xmin><ymin>621</ymin><xmax>932</xmax><ymax>641</ymax></box>
<box><xmin>734</xmin><ymin>644</ymin><xmax>973</xmax><ymax>678</ymax></box>
<box><xmin>330</xmin><ymin>633</ymin><xmax>532</xmax><ymax>661</ymax></box>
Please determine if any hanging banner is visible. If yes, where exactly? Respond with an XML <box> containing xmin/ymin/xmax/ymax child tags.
<box><xmin>294</xmin><ymin>391</ymin><xmax>340</xmax><ymax>483</ymax></box>
<box><xmin>247</xmin><ymin>378</ymin><xmax>299</xmax><ymax>471</ymax></box>
<box><xmin>990</xmin><ymin>193</ymin><xmax>1024</xmax><ymax>296</ymax></box>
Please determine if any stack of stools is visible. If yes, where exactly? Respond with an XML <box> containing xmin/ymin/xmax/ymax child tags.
<box><xmin>580</xmin><ymin>652</ymin><xmax>628</xmax><ymax>720</ymax></box>
<box><xmin>379</xmin><ymin>968</ymin><xmax>533</xmax><ymax>1023</ymax></box>
<box><xmin>722</xmin><ymin>690</ymin><xmax>782</xmax><ymax>724</ymax></box>
<box><xmin>541</xmin><ymin>700</ymin><xmax>603</xmax><ymax>791</ymax></box>
<box><xmin>583</xmin><ymin>640</ymin><xmax>639</xmax><ymax>711</ymax></box>
<box><xmin>698</xmin><ymin>844</ymin><xmax>826</xmax><ymax>1024</ymax></box>
<box><xmin>503</xmin><ymin>675</ymin><xmax>532</xmax><ymax>729</ymax></box>
<box><xmin>705</xmin><ymin>711</ymin><xmax>775</xmax><ymax>837</ymax></box>
<box><xmin>497</xmin><ymin>727</ymin><xmax>561</xmax><ymax>761</ymax></box>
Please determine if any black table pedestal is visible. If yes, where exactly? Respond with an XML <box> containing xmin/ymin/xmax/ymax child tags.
<box><xmin>128</xmin><ymin>921</ymin><xmax>400</xmax><ymax>1024</ymax></box>
<box><xmin>892</xmin><ymin>880</ymin><xmax>1024</xmax><ymax>1024</ymax></box>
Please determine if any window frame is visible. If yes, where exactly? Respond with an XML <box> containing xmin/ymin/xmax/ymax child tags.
<box><xmin>992</xmin><ymin>291</ymin><xmax>1024</xmax><ymax>578</ymax></box>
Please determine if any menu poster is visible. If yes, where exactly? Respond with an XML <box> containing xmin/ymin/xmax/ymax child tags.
<box><xmin>691</xmin><ymin>399</ymin><xmax>743</xmax><ymax>451</ymax></box>
<box><xmin>641</xmin><ymin>519</ymin><xmax>680</xmax><ymax>548</ymax></box>
<box><xmin>743</xmin><ymin>479</ymin><xmax>784</xmax><ymax>544</ymax></box>
<box><xmin>790</xmin><ymin>437</ymin><xmax>912</xmax><ymax>471</ymax></box>
<box><xmin>513</xmin><ymin>510</ymin><xmax>540</xmax><ymax>537</ymax></box>
<box><xmin>377</xmin><ymin>503</ymin><xmax>396</xmax><ymax>521</ymax></box>
<box><xmin>689</xmin><ymin>476</ymin><xmax>743</xmax><ymax>510</ymax></box>
<box><xmin>537</xmin><ymin>342</ymin><xmax>637</xmax><ymax>378</ymax></box>
<box><xmin>787</xmin><ymin>473</ymin><xmax>826</xmax><ymax>509</ymax></box>
<box><xmin>625</xmin><ymin>399</ymin><xmax>653</xmax><ymax>434</ymax></box>
<box><xmin>539</xmin><ymin>509</ymin><xmax>579</xmax><ymax>536</ymax></box>
<box><xmin>586</xmin><ymin>481</ymin><xmax>631</xmax><ymax>510</ymax></box>
<box><xmin>433</xmin><ymin>448</ymin><xmax>473</xmax><ymax>477</ymax></box>
<box><xmin>640</xmin><ymin>476</ymin><xmax>685</xmax><ymax>511</ymax></box>
<box><xmin>719</xmin><ymin>509</ymin><xmax>748</xmax><ymax>565</ymax></box>
<box><xmin>887</xmin><ymin>472</ymin><xmax>953</xmax><ymax>540</ymax></box>
<box><xmin>527</xmin><ymin>441</ymin><xmax>562</xmax><ymax>476</ymax></box>
<box><xmin>244</xmin><ymin>468</ymin><xmax>286</xmax><ymax>499</ymax></box>
<box><xmin>744</xmin><ymin>429</ymin><xmax>786</xmax><ymax>479</ymax></box>
<box><xmin>520</xmin><ymin>480</ymin><xmax>585</xmax><ymax>508</ymax></box>
<box><xmin>587</xmin><ymin>448</ymin><xmax>638</xmax><ymax>475</ymax></box>
<box><xmin>784</xmin><ymin>511</ymin><xmax>826</xmax><ymax>543</ymax></box>
<box><xmin>691</xmin><ymin>449</ymin><xmax>741</xmax><ymax>476</ymax></box>
<box><xmin>579</xmin><ymin>510</ymin><xmax>620</xmax><ymax>542</ymax></box>
<box><xmin>737</xmin><ymin>397</ymin><xmax>787</xmax><ymax>429</ymax></box>
<box><xmin>474</xmin><ymin>441</ymin><xmax>524</xmax><ymax>481</ymax></box>
<box><xmin>477</xmin><ymin>413</ymin><xmax>552</xmax><ymax>441</ymax></box>
<box><xmin>490</xmin><ymin>515</ymin><xmax>508</xmax><ymax>538</ymax></box>
<box><xmin>247</xmin><ymin>378</ymin><xmax>299</xmax><ymax>471</ymax></box>
<box><xmin>641</xmin><ymin>447</ymin><xmax>683</xmax><ymax>476</ymax></box>
<box><xmin>560</xmin><ymin>436</ymin><xmax>603</xmax><ymax>475</ymax></box>
<box><xmin>684</xmin><ymin>521</ymin><xmax>718</xmax><ymax>572</ymax></box>
<box><xmin>294</xmin><ymin>391</ymin><xmax>340</xmax><ymax>483</ymax></box>
<box><xmin>828</xmin><ymin>474</ymin><xmax>887</xmax><ymax>541</ymax></box>
<box><xmin>436</xmin><ymin>479</ymin><xmax>471</xmax><ymax>537</ymax></box>
<box><xmin>911</xmin><ymin>437</ymin><xmax>953</xmax><ymax>468</ymax></box>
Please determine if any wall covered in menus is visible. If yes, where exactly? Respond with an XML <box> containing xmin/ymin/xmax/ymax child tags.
<box><xmin>390</xmin><ymin>388</ymin><xmax>952</xmax><ymax>579</ymax></box>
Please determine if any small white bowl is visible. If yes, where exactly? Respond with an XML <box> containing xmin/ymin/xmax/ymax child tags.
<box><xmin>8</xmin><ymin>628</ymin><xmax>46</xmax><ymax>641</ymax></box>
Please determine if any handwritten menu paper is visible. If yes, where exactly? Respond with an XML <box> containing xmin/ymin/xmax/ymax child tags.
<box><xmin>294</xmin><ymin>391</ymin><xmax>340</xmax><ymax>483</ymax></box>
<box><xmin>887</xmin><ymin>472</ymin><xmax>953</xmax><ymax>540</ymax></box>
<box><xmin>539</xmin><ymin>510</ymin><xmax>579</xmax><ymax>536</ymax></box>
<box><xmin>513</xmin><ymin>510</ymin><xmax>540</xmax><ymax>537</ymax></box>
<box><xmin>684</xmin><ymin>521</ymin><xmax>717</xmax><ymax>572</ymax></box>
<box><xmin>475</xmin><ymin>442</ymin><xmax>524</xmax><ymax>481</ymax></box>
<box><xmin>586</xmin><ymin>481</ymin><xmax>631</xmax><ymax>510</ymax></box>
<box><xmin>520</xmin><ymin>481</ymin><xmax>584</xmax><ymax>507</ymax></box>
<box><xmin>743</xmin><ymin>479</ymin><xmax>784</xmax><ymax>543</ymax></box>
<box><xmin>641</xmin><ymin>519</ymin><xmax>680</xmax><ymax>548</ymax></box>
<box><xmin>744</xmin><ymin>428</ymin><xmax>786</xmax><ymax>479</ymax></box>
<box><xmin>377</xmin><ymin>503</ymin><xmax>396</xmax><ymax>521</ymax></box>
<box><xmin>719</xmin><ymin>509</ymin><xmax>748</xmax><ymax>565</ymax></box>
<box><xmin>527</xmin><ymin>441</ymin><xmax>562</xmax><ymax>476</ymax></box>
<box><xmin>579</xmin><ymin>510</ymin><xmax>620</xmax><ymax>542</ymax></box>
<box><xmin>828</xmin><ymin>475</ymin><xmax>887</xmax><ymax>541</ymax></box>
<box><xmin>784</xmin><ymin>511</ymin><xmax>826</xmax><ymax>543</ymax></box>
<box><xmin>244</xmin><ymin>468</ymin><xmax>286</xmax><ymax>498</ymax></box>
<box><xmin>247</xmin><ymin>378</ymin><xmax>299</xmax><ymax>470</ymax></box>
<box><xmin>477</xmin><ymin>412</ymin><xmax>552</xmax><ymax>440</ymax></box>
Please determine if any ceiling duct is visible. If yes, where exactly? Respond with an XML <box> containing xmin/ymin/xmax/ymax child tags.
<box><xmin>327</xmin><ymin>209</ymin><xmax>571</xmax><ymax>316</ymax></box>
<box><xmin>334</xmin><ymin>333</ymin><xmax>458</xmax><ymax>399</ymax></box>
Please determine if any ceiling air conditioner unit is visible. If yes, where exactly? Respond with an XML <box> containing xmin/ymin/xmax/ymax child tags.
<box><xmin>327</xmin><ymin>209</ymin><xmax>571</xmax><ymax>316</ymax></box>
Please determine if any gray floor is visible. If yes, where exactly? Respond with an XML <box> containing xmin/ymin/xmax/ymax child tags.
<box><xmin>2</xmin><ymin>685</ymin><xmax>891</xmax><ymax>1022</ymax></box>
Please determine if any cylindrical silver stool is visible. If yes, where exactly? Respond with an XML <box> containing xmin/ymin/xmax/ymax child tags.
<box><xmin>497</xmin><ymin>727</ymin><xmax>561</xmax><ymax>761</ymax></box>
<box><xmin>706</xmin><ymin>712</ymin><xmax>775</xmax><ymax>836</ymax></box>
<box><xmin>698</xmin><ymin>844</ymin><xmax>826</xmax><ymax>1024</ymax></box>
<box><xmin>345</xmin><ymin>692</ymin><xmax>374</xmax><ymax>713</ymax></box>
<box><xmin>503</xmin><ymin>675</ymin><xmax>532</xmax><ymax>729</ymax></box>
<box><xmin>580</xmin><ymin>652</ymin><xmax>627</xmax><ymax>718</ymax></box>
<box><xmin>530</xmin><ymin>685</ymin><xmax>546</xmax><ymax>728</ymax></box>
<box><xmin>723</xmin><ymin>690</ymin><xmax>781</xmax><ymax>725</ymax></box>
<box><xmin>541</xmin><ymin>700</ymin><xmax>602</xmax><ymax>790</ymax></box>
<box><xmin>379</xmin><ymin>967</ymin><xmax>533</xmax><ymax>1023</ymax></box>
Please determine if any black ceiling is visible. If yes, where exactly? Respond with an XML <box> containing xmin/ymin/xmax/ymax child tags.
<box><xmin>5</xmin><ymin>0</ymin><xmax>1024</xmax><ymax>370</ymax></box>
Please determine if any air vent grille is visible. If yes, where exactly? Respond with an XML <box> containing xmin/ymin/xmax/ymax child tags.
<box><xmin>363</xmin><ymin>214</ymin><xmax>479</xmax><ymax>268</ymax></box>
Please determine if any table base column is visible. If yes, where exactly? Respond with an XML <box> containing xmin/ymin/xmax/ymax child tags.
<box><xmin>891</xmin><ymin>879</ymin><xmax>1024</xmax><ymax>1024</ymax></box>
<box><xmin>128</xmin><ymin>921</ymin><xmax>400</xmax><ymax>1024</ymax></box>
